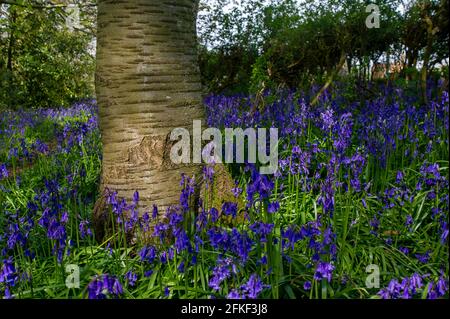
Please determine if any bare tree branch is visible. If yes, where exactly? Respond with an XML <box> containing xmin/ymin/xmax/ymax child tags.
<box><xmin>0</xmin><ymin>0</ymin><xmax>96</xmax><ymax>9</ymax></box>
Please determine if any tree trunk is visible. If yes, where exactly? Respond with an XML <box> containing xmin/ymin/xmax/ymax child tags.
<box><xmin>7</xmin><ymin>9</ymin><xmax>15</xmax><ymax>72</ymax></box>
<box><xmin>95</xmin><ymin>0</ymin><xmax>204</xmax><ymax>214</ymax></box>
<box><xmin>421</xmin><ymin>14</ymin><xmax>437</xmax><ymax>104</ymax></box>
<box><xmin>346</xmin><ymin>56</ymin><xmax>352</xmax><ymax>75</ymax></box>
<box><xmin>7</xmin><ymin>7</ymin><xmax>16</xmax><ymax>108</ymax></box>
<box><xmin>310</xmin><ymin>52</ymin><xmax>346</xmax><ymax>107</ymax></box>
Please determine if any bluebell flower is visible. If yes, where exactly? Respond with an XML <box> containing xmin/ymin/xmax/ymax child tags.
<box><xmin>209</xmin><ymin>207</ymin><xmax>219</xmax><ymax>223</ymax></box>
<box><xmin>179</xmin><ymin>174</ymin><xmax>195</xmax><ymax>211</ymax></box>
<box><xmin>139</xmin><ymin>246</ymin><xmax>156</xmax><ymax>264</ymax></box>
<box><xmin>3</xmin><ymin>287</ymin><xmax>13</xmax><ymax>299</ymax></box>
<box><xmin>409</xmin><ymin>273</ymin><xmax>422</xmax><ymax>292</ymax></box>
<box><xmin>191</xmin><ymin>254</ymin><xmax>197</xmax><ymax>265</ymax></box>
<box><xmin>240</xmin><ymin>274</ymin><xmax>268</xmax><ymax>299</ymax></box>
<box><xmin>203</xmin><ymin>165</ymin><xmax>215</xmax><ymax>188</ymax></box>
<box><xmin>88</xmin><ymin>275</ymin><xmax>123</xmax><ymax>299</ymax></box>
<box><xmin>0</xmin><ymin>164</ymin><xmax>8</xmax><ymax>180</ymax></box>
<box><xmin>361</xmin><ymin>198</ymin><xmax>367</xmax><ymax>209</ymax></box>
<box><xmin>303</xmin><ymin>281</ymin><xmax>312</xmax><ymax>290</ymax></box>
<box><xmin>0</xmin><ymin>258</ymin><xmax>18</xmax><ymax>288</ymax></box>
<box><xmin>174</xmin><ymin>228</ymin><xmax>191</xmax><ymax>253</ymax></box>
<box><xmin>209</xmin><ymin>264</ymin><xmax>231</xmax><ymax>291</ymax></box>
<box><xmin>227</xmin><ymin>289</ymin><xmax>242</xmax><ymax>299</ymax></box>
<box><xmin>259</xmin><ymin>255</ymin><xmax>267</xmax><ymax>265</ymax></box>
<box><xmin>246</xmin><ymin>168</ymin><xmax>274</xmax><ymax>205</ymax></box>
<box><xmin>369</xmin><ymin>215</ymin><xmax>380</xmax><ymax>236</ymax></box>
<box><xmin>249</xmin><ymin>222</ymin><xmax>274</xmax><ymax>242</ymax></box>
<box><xmin>440</xmin><ymin>221</ymin><xmax>448</xmax><ymax>244</ymax></box>
<box><xmin>313</xmin><ymin>262</ymin><xmax>334</xmax><ymax>282</ymax></box>
<box><xmin>320</xmin><ymin>108</ymin><xmax>335</xmax><ymax>132</ymax></box>
<box><xmin>178</xmin><ymin>261</ymin><xmax>185</xmax><ymax>273</ymax></box>
<box><xmin>267</xmin><ymin>201</ymin><xmax>280</xmax><ymax>213</ymax></box>
<box><xmin>153</xmin><ymin>222</ymin><xmax>169</xmax><ymax>242</ymax></box>
<box><xmin>231</xmin><ymin>185</ymin><xmax>242</xmax><ymax>198</ymax></box>
<box><xmin>281</xmin><ymin>225</ymin><xmax>302</xmax><ymax>251</ymax></box>
<box><xmin>415</xmin><ymin>251</ymin><xmax>430</xmax><ymax>264</ymax></box>
<box><xmin>152</xmin><ymin>204</ymin><xmax>158</xmax><ymax>219</ymax></box>
<box><xmin>396</xmin><ymin>171</ymin><xmax>404</xmax><ymax>183</ymax></box>
<box><xmin>133</xmin><ymin>190</ymin><xmax>139</xmax><ymax>205</ymax></box>
<box><xmin>160</xmin><ymin>251</ymin><xmax>167</xmax><ymax>264</ymax></box>
<box><xmin>144</xmin><ymin>270</ymin><xmax>154</xmax><ymax>278</ymax></box>
<box><xmin>125</xmin><ymin>271</ymin><xmax>138</xmax><ymax>287</ymax></box>
<box><xmin>436</xmin><ymin>276</ymin><xmax>448</xmax><ymax>297</ymax></box>
<box><xmin>79</xmin><ymin>220</ymin><xmax>92</xmax><ymax>239</ymax></box>
<box><xmin>222</xmin><ymin>202</ymin><xmax>238</xmax><ymax>218</ymax></box>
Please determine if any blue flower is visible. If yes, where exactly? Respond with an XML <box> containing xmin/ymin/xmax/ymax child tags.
<box><xmin>231</xmin><ymin>185</ymin><xmax>242</xmax><ymax>198</ymax></box>
<box><xmin>203</xmin><ymin>165</ymin><xmax>215</xmax><ymax>188</ymax></box>
<box><xmin>440</xmin><ymin>221</ymin><xmax>449</xmax><ymax>244</ymax></box>
<box><xmin>139</xmin><ymin>246</ymin><xmax>156</xmax><ymax>263</ymax></box>
<box><xmin>415</xmin><ymin>251</ymin><xmax>430</xmax><ymax>264</ymax></box>
<box><xmin>313</xmin><ymin>262</ymin><xmax>334</xmax><ymax>282</ymax></box>
<box><xmin>409</xmin><ymin>273</ymin><xmax>422</xmax><ymax>292</ymax></box>
<box><xmin>249</xmin><ymin>222</ymin><xmax>274</xmax><ymax>242</ymax></box>
<box><xmin>240</xmin><ymin>274</ymin><xmax>268</xmax><ymax>299</ymax></box>
<box><xmin>227</xmin><ymin>289</ymin><xmax>242</xmax><ymax>299</ymax></box>
<box><xmin>396</xmin><ymin>171</ymin><xmax>404</xmax><ymax>183</ymax></box>
<box><xmin>79</xmin><ymin>220</ymin><xmax>92</xmax><ymax>239</ymax></box>
<box><xmin>160</xmin><ymin>251</ymin><xmax>167</xmax><ymax>264</ymax></box>
<box><xmin>88</xmin><ymin>275</ymin><xmax>123</xmax><ymax>299</ymax></box>
<box><xmin>222</xmin><ymin>202</ymin><xmax>238</xmax><ymax>218</ymax></box>
<box><xmin>125</xmin><ymin>271</ymin><xmax>138</xmax><ymax>287</ymax></box>
<box><xmin>144</xmin><ymin>270</ymin><xmax>153</xmax><ymax>278</ymax></box>
<box><xmin>405</xmin><ymin>215</ymin><xmax>413</xmax><ymax>227</ymax></box>
<box><xmin>173</xmin><ymin>228</ymin><xmax>191</xmax><ymax>253</ymax></box>
<box><xmin>246</xmin><ymin>170</ymin><xmax>274</xmax><ymax>204</ymax></box>
<box><xmin>0</xmin><ymin>258</ymin><xmax>18</xmax><ymax>288</ymax></box>
<box><xmin>133</xmin><ymin>191</ymin><xmax>139</xmax><ymax>205</ymax></box>
<box><xmin>209</xmin><ymin>263</ymin><xmax>231</xmax><ymax>291</ymax></box>
<box><xmin>209</xmin><ymin>207</ymin><xmax>219</xmax><ymax>223</ymax></box>
<box><xmin>303</xmin><ymin>281</ymin><xmax>312</xmax><ymax>290</ymax></box>
<box><xmin>436</xmin><ymin>276</ymin><xmax>448</xmax><ymax>297</ymax></box>
<box><xmin>0</xmin><ymin>164</ymin><xmax>8</xmax><ymax>180</ymax></box>
<box><xmin>267</xmin><ymin>201</ymin><xmax>280</xmax><ymax>213</ymax></box>
<box><xmin>320</xmin><ymin>108</ymin><xmax>335</xmax><ymax>132</ymax></box>
<box><xmin>152</xmin><ymin>204</ymin><xmax>158</xmax><ymax>219</ymax></box>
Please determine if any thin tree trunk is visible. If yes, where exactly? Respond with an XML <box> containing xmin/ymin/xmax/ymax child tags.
<box><xmin>7</xmin><ymin>8</ymin><xmax>16</xmax><ymax>108</ymax></box>
<box><xmin>386</xmin><ymin>49</ymin><xmax>390</xmax><ymax>82</ymax></box>
<box><xmin>421</xmin><ymin>14</ymin><xmax>437</xmax><ymax>104</ymax></box>
<box><xmin>405</xmin><ymin>49</ymin><xmax>416</xmax><ymax>82</ymax></box>
<box><xmin>346</xmin><ymin>56</ymin><xmax>352</xmax><ymax>74</ymax></box>
<box><xmin>311</xmin><ymin>52</ymin><xmax>346</xmax><ymax>106</ymax></box>
<box><xmin>7</xmin><ymin>12</ymin><xmax>15</xmax><ymax>71</ymax></box>
<box><xmin>95</xmin><ymin>0</ymin><xmax>204</xmax><ymax>215</ymax></box>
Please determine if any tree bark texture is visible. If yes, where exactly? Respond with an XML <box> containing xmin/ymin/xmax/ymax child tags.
<box><xmin>96</xmin><ymin>0</ymin><xmax>204</xmax><ymax>213</ymax></box>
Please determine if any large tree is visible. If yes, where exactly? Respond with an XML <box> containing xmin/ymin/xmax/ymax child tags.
<box><xmin>95</xmin><ymin>0</ymin><xmax>204</xmax><ymax>214</ymax></box>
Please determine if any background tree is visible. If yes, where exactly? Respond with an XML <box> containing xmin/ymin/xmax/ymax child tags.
<box><xmin>0</xmin><ymin>0</ymin><xmax>96</xmax><ymax>109</ymax></box>
<box><xmin>197</xmin><ymin>0</ymin><xmax>448</xmax><ymax>96</ymax></box>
